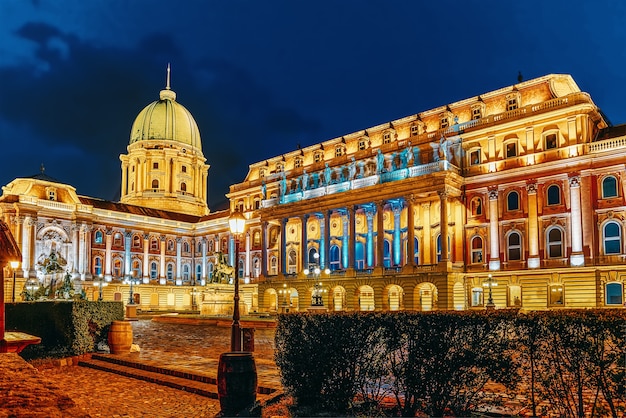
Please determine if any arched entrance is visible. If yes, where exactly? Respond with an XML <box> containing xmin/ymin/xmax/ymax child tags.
<box><xmin>356</xmin><ymin>285</ymin><xmax>375</xmax><ymax>311</ymax></box>
<box><xmin>384</xmin><ymin>284</ymin><xmax>404</xmax><ymax>311</ymax></box>
<box><xmin>415</xmin><ymin>282</ymin><xmax>438</xmax><ymax>311</ymax></box>
<box><xmin>330</xmin><ymin>286</ymin><xmax>347</xmax><ymax>311</ymax></box>
<box><xmin>264</xmin><ymin>288</ymin><xmax>278</xmax><ymax>312</ymax></box>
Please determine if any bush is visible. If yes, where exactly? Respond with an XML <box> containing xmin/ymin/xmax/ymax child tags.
<box><xmin>5</xmin><ymin>300</ymin><xmax>124</xmax><ymax>359</ymax></box>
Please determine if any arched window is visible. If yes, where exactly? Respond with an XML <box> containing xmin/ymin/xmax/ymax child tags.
<box><xmin>183</xmin><ymin>241</ymin><xmax>190</xmax><ymax>253</ymax></box>
<box><xmin>605</xmin><ymin>282</ymin><xmax>623</xmax><ymax>305</ymax></box>
<box><xmin>132</xmin><ymin>235</ymin><xmax>141</xmax><ymax>248</ymax></box>
<box><xmin>287</xmin><ymin>250</ymin><xmax>297</xmax><ymax>274</ymax></box>
<box><xmin>471</xmin><ymin>288</ymin><xmax>483</xmax><ymax>307</ymax></box>
<box><xmin>270</xmin><ymin>256</ymin><xmax>278</xmax><ymax>275</ymax></box>
<box><xmin>93</xmin><ymin>257</ymin><xmax>102</xmax><ymax>276</ymax></box>
<box><xmin>152</xmin><ymin>179</ymin><xmax>159</xmax><ymax>189</ymax></box>
<box><xmin>507</xmin><ymin>231</ymin><xmax>522</xmax><ymax>261</ymax></box>
<box><xmin>507</xmin><ymin>191</ymin><xmax>520</xmax><ymax>211</ymax></box>
<box><xmin>113</xmin><ymin>259</ymin><xmax>123</xmax><ymax>278</ymax></box>
<box><xmin>113</xmin><ymin>233</ymin><xmax>123</xmax><ymax>247</ymax></box>
<box><xmin>196</xmin><ymin>264</ymin><xmax>202</xmax><ymax>282</ymax></box>
<box><xmin>94</xmin><ymin>231</ymin><xmax>103</xmax><ymax>244</ymax></box>
<box><xmin>181</xmin><ymin>182</ymin><xmax>187</xmax><ymax>192</ymax></box>
<box><xmin>238</xmin><ymin>259</ymin><xmax>244</xmax><ymax>279</ymax></box>
<box><xmin>414</xmin><ymin>238</ymin><xmax>419</xmax><ymax>265</ymax></box>
<box><xmin>132</xmin><ymin>260</ymin><xmax>141</xmax><ymax>278</ymax></box>
<box><xmin>471</xmin><ymin>236</ymin><xmax>483</xmax><ymax>264</ymax></box>
<box><xmin>355</xmin><ymin>241</ymin><xmax>365</xmax><ymax>270</ymax></box>
<box><xmin>330</xmin><ymin>245</ymin><xmax>341</xmax><ymax>271</ymax></box>
<box><xmin>166</xmin><ymin>263</ymin><xmax>174</xmax><ymax>280</ymax></box>
<box><xmin>167</xmin><ymin>239</ymin><xmax>175</xmax><ymax>252</ymax></box>
<box><xmin>253</xmin><ymin>231</ymin><xmax>261</xmax><ymax>247</ymax></box>
<box><xmin>602</xmin><ymin>176</ymin><xmax>618</xmax><ymax>198</ymax></box>
<box><xmin>208</xmin><ymin>262</ymin><xmax>214</xmax><ymax>280</ymax></box>
<box><xmin>383</xmin><ymin>240</ymin><xmax>391</xmax><ymax>267</ymax></box>
<box><xmin>182</xmin><ymin>264</ymin><xmax>190</xmax><ymax>281</ymax></box>
<box><xmin>150</xmin><ymin>238</ymin><xmax>159</xmax><ymax>251</ymax></box>
<box><xmin>181</xmin><ymin>165</ymin><xmax>187</xmax><ymax>173</ymax></box>
<box><xmin>471</xmin><ymin>197</ymin><xmax>483</xmax><ymax>216</ymax></box>
<box><xmin>546</xmin><ymin>184</ymin><xmax>560</xmax><ymax>205</ymax></box>
<box><xmin>547</xmin><ymin>227</ymin><xmax>563</xmax><ymax>258</ymax></box>
<box><xmin>603</xmin><ymin>221</ymin><xmax>622</xmax><ymax>255</ymax></box>
<box><xmin>253</xmin><ymin>258</ymin><xmax>260</xmax><ymax>278</ymax></box>
<box><xmin>307</xmin><ymin>248</ymin><xmax>318</xmax><ymax>266</ymax></box>
<box><xmin>150</xmin><ymin>262</ymin><xmax>158</xmax><ymax>280</ymax></box>
<box><xmin>436</xmin><ymin>234</ymin><xmax>449</xmax><ymax>262</ymax></box>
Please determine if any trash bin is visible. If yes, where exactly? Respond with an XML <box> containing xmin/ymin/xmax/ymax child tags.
<box><xmin>242</xmin><ymin>327</ymin><xmax>255</xmax><ymax>352</ymax></box>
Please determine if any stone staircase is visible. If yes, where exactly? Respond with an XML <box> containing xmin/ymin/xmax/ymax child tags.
<box><xmin>78</xmin><ymin>354</ymin><xmax>281</xmax><ymax>403</ymax></box>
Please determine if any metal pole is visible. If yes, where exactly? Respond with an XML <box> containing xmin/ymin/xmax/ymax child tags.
<box><xmin>231</xmin><ymin>236</ymin><xmax>241</xmax><ymax>352</ymax></box>
<box><xmin>12</xmin><ymin>269</ymin><xmax>16</xmax><ymax>303</ymax></box>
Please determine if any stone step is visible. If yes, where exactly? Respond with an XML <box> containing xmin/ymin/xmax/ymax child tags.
<box><xmin>79</xmin><ymin>354</ymin><xmax>280</xmax><ymax>400</ymax></box>
<box><xmin>78</xmin><ymin>357</ymin><xmax>219</xmax><ymax>399</ymax></box>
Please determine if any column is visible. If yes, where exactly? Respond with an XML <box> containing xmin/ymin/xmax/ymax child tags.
<box><xmin>406</xmin><ymin>197</ymin><xmax>415</xmax><ymax>266</ymax></box>
<box><xmin>439</xmin><ymin>192</ymin><xmax>449</xmax><ymax>263</ymax></box>
<box><xmin>280</xmin><ymin>218</ymin><xmax>287</xmax><ymax>274</ymax></box>
<box><xmin>176</xmin><ymin>237</ymin><xmax>182</xmax><ymax>284</ymax></box>
<box><xmin>341</xmin><ymin>210</ymin><xmax>349</xmax><ymax>269</ymax></box>
<box><xmin>488</xmin><ymin>188</ymin><xmax>501</xmax><ymax>270</ymax></box>
<box><xmin>201</xmin><ymin>238</ymin><xmax>207</xmax><ymax>284</ymax></box>
<box><xmin>323</xmin><ymin>211</ymin><xmax>331</xmax><ymax>269</ymax></box>
<box><xmin>79</xmin><ymin>223</ymin><xmax>87</xmax><ymax>280</ymax></box>
<box><xmin>121</xmin><ymin>161</ymin><xmax>128</xmax><ymax>197</ymax></box>
<box><xmin>125</xmin><ymin>231</ymin><xmax>132</xmax><ymax>277</ymax></box>
<box><xmin>143</xmin><ymin>233</ymin><xmax>149</xmax><ymax>283</ymax></box>
<box><xmin>348</xmin><ymin>206</ymin><xmax>356</xmax><ymax>270</ymax></box>
<box><xmin>422</xmin><ymin>203</ymin><xmax>431</xmax><ymax>264</ymax></box>
<box><xmin>261</xmin><ymin>222</ymin><xmax>268</xmax><ymax>277</ymax></box>
<box><xmin>365</xmin><ymin>207</ymin><xmax>375</xmax><ymax>267</ymax></box>
<box><xmin>21</xmin><ymin>216</ymin><xmax>32</xmax><ymax>278</ymax></box>
<box><xmin>72</xmin><ymin>223</ymin><xmax>80</xmax><ymax>277</ymax></box>
<box><xmin>393</xmin><ymin>202</ymin><xmax>402</xmax><ymax>266</ymax></box>
<box><xmin>245</xmin><ymin>232</ymin><xmax>251</xmax><ymax>280</ymax></box>
<box><xmin>105</xmin><ymin>229</ymin><xmax>113</xmax><ymax>280</ymax></box>
<box><xmin>159</xmin><ymin>235</ymin><xmax>166</xmax><ymax>284</ymax></box>
<box><xmin>376</xmin><ymin>201</ymin><xmax>385</xmax><ymax>267</ymax></box>
<box><xmin>301</xmin><ymin>215</ymin><xmax>308</xmax><ymax>269</ymax></box>
<box><xmin>569</xmin><ymin>175</ymin><xmax>584</xmax><ymax>266</ymax></box>
<box><xmin>526</xmin><ymin>183</ymin><xmax>540</xmax><ymax>268</ymax></box>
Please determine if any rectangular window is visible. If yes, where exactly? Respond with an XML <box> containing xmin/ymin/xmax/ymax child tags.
<box><xmin>470</xmin><ymin>149</ymin><xmax>481</xmax><ymax>165</ymax></box>
<box><xmin>358</xmin><ymin>140</ymin><xmax>367</xmax><ymax>150</ymax></box>
<box><xmin>314</xmin><ymin>153</ymin><xmax>322</xmax><ymax>163</ymax></box>
<box><xmin>548</xmin><ymin>285</ymin><xmax>564</xmax><ymax>306</ymax></box>
<box><xmin>294</xmin><ymin>158</ymin><xmax>302</xmax><ymax>168</ymax></box>
<box><xmin>471</xmin><ymin>288</ymin><xmax>483</xmax><ymax>307</ymax></box>
<box><xmin>383</xmin><ymin>133</ymin><xmax>391</xmax><ymax>144</ymax></box>
<box><xmin>153</xmin><ymin>162</ymin><xmax>159</xmax><ymax>169</ymax></box>
<box><xmin>335</xmin><ymin>147</ymin><xmax>344</xmax><ymax>157</ymax></box>
<box><xmin>411</xmin><ymin>125</ymin><xmax>419</xmax><ymax>136</ymax></box>
<box><xmin>506</xmin><ymin>142</ymin><xmax>517</xmax><ymax>158</ymax></box>
<box><xmin>472</xmin><ymin>108</ymin><xmax>482</xmax><ymax>120</ymax></box>
<box><xmin>545</xmin><ymin>133</ymin><xmax>558</xmax><ymax>150</ymax></box>
<box><xmin>507</xmin><ymin>98</ymin><xmax>518</xmax><ymax>111</ymax></box>
<box><xmin>440</xmin><ymin>118</ymin><xmax>449</xmax><ymax>129</ymax></box>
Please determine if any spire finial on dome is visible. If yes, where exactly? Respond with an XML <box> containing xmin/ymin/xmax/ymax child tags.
<box><xmin>166</xmin><ymin>63</ymin><xmax>171</xmax><ymax>90</ymax></box>
<box><xmin>160</xmin><ymin>64</ymin><xmax>176</xmax><ymax>101</ymax></box>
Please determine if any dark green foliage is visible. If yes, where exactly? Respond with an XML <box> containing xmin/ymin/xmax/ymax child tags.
<box><xmin>274</xmin><ymin>309</ymin><xmax>626</xmax><ymax>417</ymax></box>
<box><xmin>5</xmin><ymin>300</ymin><xmax>124</xmax><ymax>359</ymax></box>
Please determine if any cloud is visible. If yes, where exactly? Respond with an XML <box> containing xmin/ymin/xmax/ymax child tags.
<box><xmin>0</xmin><ymin>22</ymin><xmax>321</xmax><ymax>210</ymax></box>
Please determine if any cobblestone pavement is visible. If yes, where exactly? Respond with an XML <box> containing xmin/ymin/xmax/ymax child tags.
<box><xmin>35</xmin><ymin>318</ymin><xmax>279</xmax><ymax>418</ymax></box>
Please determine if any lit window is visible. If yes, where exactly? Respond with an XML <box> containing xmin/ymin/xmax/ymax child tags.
<box><xmin>469</xmin><ymin>149</ymin><xmax>481</xmax><ymax>165</ymax></box>
<box><xmin>548</xmin><ymin>285</ymin><xmax>564</xmax><ymax>306</ymax></box>
<box><xmin>507</xmin><ymin>232</ymin><xmax>522</xmax><ymax>261</ymax></box>
<box><xmin>93</xmin><ymin>257</ymin><xmax>102</xmax><ymax>276</ymax></box>
<box><xmin>413</xmin><ymin>238</ymin><xmax>419</xmax><ymax>265</ymax></box>
<box><xmin>507</xmin><ymin>191</ymin><xmax>520</xmax><ymax>211</ymax></box>
<box><xmin>270</xmin><ymin>256</ymin><xmax>278</xmax><ymax>275</ymax></box>
<box><xmin>547</xmin><ymin>228</ymin><xmax>563</xmax><ymax>258</ymax></box>
<box><xmin>603</xmin><ymin>221</ymin><xmax>622</xmax><ymax>255</ymax></box>
<box><xmin>471</xmin><ymin>288</ymin><xmax>484</xmax><ymax>306</ymax></box>
<box><xmin>605</xmin><ymin>282</ymin><xmax>623</xmax><ymax>305</ymax></box>
<box><xmin>150</xmin><ymin>262</ymin><xmax>158</xmax><ymax>279</ymax></box>
<box><xmin>132</xmin><ymin>260</ymin><xmax>141</xmax><ymax>278</ymax></box>
<box><xmin>167</xmin><ymin>263</ymin><xmax>174</xmax><ymax>280</ymax></box>
<box><xmin>505</xmin><ymin>142</ymin><xmax>517</xmax><ymax>158</ymax></box>
<box><xmin>94</xmin><ymin>231</ymin><xmax>103</xmax><ymax>244</ymax></box>
<box><xmin>471</xmin><ymin>197</ymin><xmax>483</xmax><ymax>216</ymax></box>
<box><xmin>113</xmin><ymin>233</ymin><xmax>123</xmax><ymax>247</ymax></box>
<box><xmin>196</xmin><ymin>264</ymin><xmax>202</xmax><ymax>282</ymax></box>
<box><xmin>167</xmin><ymin>239</ymin><xmax>175</xmax><ymax>252</ymax></box>
<box><xmin>150</xmin><ymin>238</ymin><xmax>159</xmax><ymax>251</ymax></box>
<box><xmin>132</xmin><ymin>235</ymin><xmax>141</xmax><ymax>248</ymax></box>
<box><xmin>546</xmin><ymin>185</ymin><xmax>560</xmax><ymax>205</ymax></box>
<box><xmin>182</xmin><ymin>264</ymin><xmax>190</xmax><ymax>281</ymax></box>
<box><xmin>545</xmin><ymin>133</ymin><xmax>558</xmax><ymax>150</ymax></box>
<box><xmin>602</xmin><ymin>176</ymin><xmax>618</xmax><ymax>198</ymax></box>
<box><xmin>113</xmin><ymin>259</ymin><xmax>122</xmax><ymax>277</ymax></box>
<box><xmin>471</xmin><ymin>236</ymin><xmax>483</xmax><ymax>264</ymax></box>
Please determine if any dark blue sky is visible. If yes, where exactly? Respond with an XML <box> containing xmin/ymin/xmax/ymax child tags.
<box><xmin>2</xmin><ymin>0</ymin><xmax>626</xmax><ymax>210</ymax></box>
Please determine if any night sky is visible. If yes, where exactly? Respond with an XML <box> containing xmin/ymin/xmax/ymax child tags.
<box><xmin>2</xmin><ymin>1</ymin><xmax>626</xmax><ymax>211</ymax></box>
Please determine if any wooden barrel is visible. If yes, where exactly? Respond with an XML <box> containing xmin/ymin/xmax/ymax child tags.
<box><xmin>107</xmin><ymin>320</ymin><xmax>133</xmax><ymax>354</ymax></box>
<box><xmin>217</xmin><ymin>352</ymin><xmax>257</xmax><ymax>415</ymax></box>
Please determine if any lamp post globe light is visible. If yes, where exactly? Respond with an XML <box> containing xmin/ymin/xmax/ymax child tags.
<box><xmin>483</xmin><ymin>274</ymin><xmax>498</xmax><ymax>309</ymax></box>
<box><xmin>9</xmin><ymin>261</ymin><xmax>19</xmax><ymax>303</ymax></box>
<box><xmin>304</xmin><ymin>252</ymin><xmax>329</xmax><ymax>307</ymax></box>
<box><xmin>227</xmin><ymin>209</ymin><xmax>246</xmax><ymax>352</ymax></box>
<box><xmin>95</xmin><ymin>274</ymin><xmax>108</xmax><ymax>301</ymax></box>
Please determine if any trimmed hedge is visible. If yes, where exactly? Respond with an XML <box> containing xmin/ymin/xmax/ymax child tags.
<box><xmin>275</xmin><ymin>310</ymin><xmax>626</xmax><ymax>417</ymax></box>
<box><xmin>5</xmin><ymin>300</ymin><xmax>124</xmax><ymax>360</ymax></box>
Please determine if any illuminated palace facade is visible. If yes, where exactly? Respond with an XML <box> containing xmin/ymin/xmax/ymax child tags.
<box><xmin>1</xmin><ymin>73</ymin><xmax>626</xmax><ymax>312</ymax></box>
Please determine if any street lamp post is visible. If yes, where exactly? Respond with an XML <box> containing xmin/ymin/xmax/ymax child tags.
<box><xmin>95</xmin><ymin>274</ymin><xmax>108</xmax><ymax>301</ymax></box>
<box><xmin>228</xmin><ymin>209</ymin><xmax>246</xmax><ymax>352</ymax></box>
<box><xmin>10</xmin><ymin>261</ymin><xmax>19</xmax><ymax>303</ymax></box>
<box><xmin>483</xmin><ymin>274</ymin><xmax>498</xmax><ymax>309</ymax></box>
<box><xmin>304</xmin><ymin>252</ymin><xmax>329</xmax><ymax>307</ymax></box>
<box><xmin>126</xmin><ymin>273</ymin><xmax>140</xmax><ymax>305</ymax></box>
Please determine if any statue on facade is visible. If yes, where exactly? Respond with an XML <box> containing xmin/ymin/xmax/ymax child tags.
<box><xmin>301</xmin><ymin>170</ymin><xmax>309</xmax><ymax>190</ymax></box>
<box><xmin>261</xmin><ymin>181</ymin><xmax>266</xmax><ymax>199</ymax></box>
<box><xmin>212</xmin><ymin>252</ymin><xmax>234</xmax><ymax>284</ymax></box>
<box><xmin>412</xmin><ymin>146</ymin><xmax>420</xmax><ymax>166</ymax></box>
<box><xmin>348</xmin><ymin>157</ymin><xmax>356</xmax><ymax>180</ymax></box>
<box><xmin>377</xmin><ymin>149</ymin><xmax>385</xmax><ymax>173</ymax></box>
<box><xmin>324</xmin><ymin>163</ymin><xmax>332</xmax><ymax>185</ymax></box>
<box><xmin>439</xmin><ymin>135</ymin><xmax>449</xmax><ymax>161</ymax></box>
<box><xmin>399</xmin><ymin>148</ymin><xmax>409</xmax><ymax>168</ymax></box>
<box><xmin>280</xmin><ymin>173</ymin><xmax>287</xmax><ymax>196</ymax></box>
